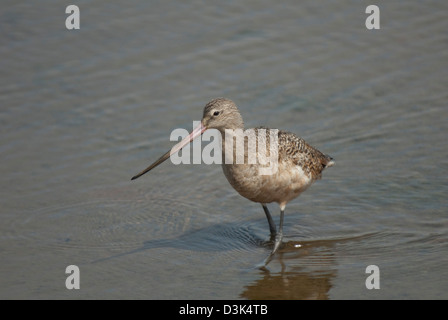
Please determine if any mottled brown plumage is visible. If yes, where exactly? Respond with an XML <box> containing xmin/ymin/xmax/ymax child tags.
<box><xmin>277</xmin><ymin>129</ymin><xmax>334</xmax><ymax>180</ymax></box>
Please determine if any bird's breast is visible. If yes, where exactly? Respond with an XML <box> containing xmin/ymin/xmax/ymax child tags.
<box><xmin>221</xmin><ymin>161</ymin><xmax>312</xmax><ymax>205</ymax></box>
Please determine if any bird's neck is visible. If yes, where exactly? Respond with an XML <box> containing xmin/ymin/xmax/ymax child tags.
<box><xmin>220</xmin><ymin>127</ymin><xmax>252</xmax><ymax>166</ymax></box>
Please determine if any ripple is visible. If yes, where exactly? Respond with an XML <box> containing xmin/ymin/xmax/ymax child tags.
<box><xmin>7</xmin><ymin>192</ymin><xmax>214</xmax><ymax>252</ymax></box>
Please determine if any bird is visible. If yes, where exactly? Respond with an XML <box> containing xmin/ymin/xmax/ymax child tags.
<box><xmin>131</xmin><ymin>98</ymin><xmax>334</xmax><ymax>264</ymax></box>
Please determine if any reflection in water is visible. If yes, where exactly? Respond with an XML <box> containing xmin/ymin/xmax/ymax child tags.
<box><xmin>241</xmin><ymin>234</ymin><xmax>378</xmax><ymax>300</ymax></box>
<box><xmin>241</xmin><ymin>239</ymin><xmax>336</xmax><ymax>300</ymax></box>
<box><xmin>242</xmin><ymin>268</ymin><xmax>334</xmax><ymax>300</ymax></box>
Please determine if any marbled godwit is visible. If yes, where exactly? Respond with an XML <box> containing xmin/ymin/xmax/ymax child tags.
<box><xmin>131</xmin><ymin>98</ymin><xmax>334</xmax><ymax>263</ymax></box>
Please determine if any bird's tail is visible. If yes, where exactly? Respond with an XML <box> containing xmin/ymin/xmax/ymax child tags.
<box><xmin>323</xmin><ymin>155</ymin><xmax>335</xmax><ymax>168</ymax></box>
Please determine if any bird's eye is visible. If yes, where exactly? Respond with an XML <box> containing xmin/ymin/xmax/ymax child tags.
<box><xmin>213</xmin><ymin>111</ymin><xmax>220</xmax><ymax>116</ymax></box>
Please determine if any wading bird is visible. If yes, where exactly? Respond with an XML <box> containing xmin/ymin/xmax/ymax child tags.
<box><xmin>131</xmin><ymin>98</ymin><xmax>334</xmax><ymax>264</ymax></box>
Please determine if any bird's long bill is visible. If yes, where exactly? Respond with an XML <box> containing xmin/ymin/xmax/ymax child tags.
<box><xmin>131</xmin><ymin>122</ymin><xmax>207</xmax><ymax>180</ymax></box>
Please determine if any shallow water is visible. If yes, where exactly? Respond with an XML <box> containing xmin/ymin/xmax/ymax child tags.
<box><xmin>1</xmin><ymin>0</ymin><xmax>447</xmax><ymax>299</ymax></box>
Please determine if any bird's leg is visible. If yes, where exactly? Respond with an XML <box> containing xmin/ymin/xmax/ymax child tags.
<box><xmin>271</xmin><ymin>208</ymin><xmax>284</xmax><ymax>255</ymax></box>
<box><xmin>261</xmin><ymin>204</ymin><xmax>276</xmax><ymax>236</ymax></box>
<box><xmin>259</xmin><ymin>205</ymin><xmax>285</xmax><ymax>268</ymax></box>
<box><xmin>260</xmin><ymin>207</ymin><xmax>285</xmax><ymax>268</ymax></box>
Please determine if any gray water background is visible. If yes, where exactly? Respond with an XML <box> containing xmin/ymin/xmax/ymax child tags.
<box><xmin>1</xmin><ymin>0</ymin><xmax>447</xmax><ymax>299</ymax></box>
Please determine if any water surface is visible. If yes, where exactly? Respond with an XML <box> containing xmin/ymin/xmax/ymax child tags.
<box><xmin>1</xmin><ymin>0</ymin><xmax>447</xmax><ymax>299</ymax></box>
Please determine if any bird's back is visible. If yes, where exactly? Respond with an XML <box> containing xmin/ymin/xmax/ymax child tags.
<box><xmin>277</xmin><ymin>130</ymin><xmax>334</xmax><ymax>180</ymax></box>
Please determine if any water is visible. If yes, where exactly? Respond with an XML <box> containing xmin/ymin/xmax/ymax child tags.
<box><xmin>1</xmin><ymin>0</ymin><xmax>447</xmax><ymax>299</ymax></box>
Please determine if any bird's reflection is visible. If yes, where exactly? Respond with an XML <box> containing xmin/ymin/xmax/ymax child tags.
<box><xmin>242</xmin><ymin>269</ymin><xmax>334</xmax><ymax>300</ymax></box>
<box><xmin>241</xmin><ymin>239</ymin><xmax>336</xmax><ymax>300</ymax></box>
<box><xmin>242</xmin><ymin>233</ymin><xmax>377</xmax><ymax>300</ymax></box>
